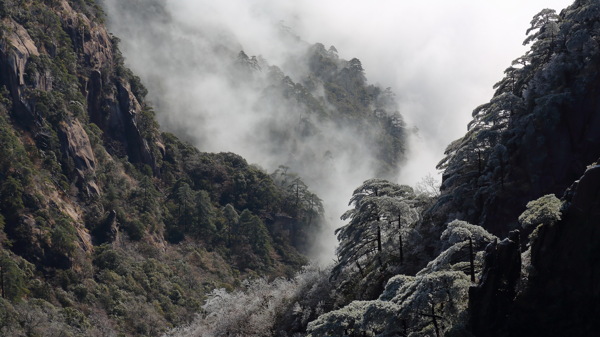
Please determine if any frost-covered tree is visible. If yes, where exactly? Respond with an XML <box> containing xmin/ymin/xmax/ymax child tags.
<box><xmin>308</xmin><ymin>220</ymin><xmax>494</xmax><ymax>337</ymax></box>
<box><xmin>333</xmin><ymin>179</ymin><xmax>420</xmax><ymax>280</ymax></box>
<box><xmin>518</xmin><ymin>194</ymin><xmax>562</xmax><ymax>230</ymax></box>
<box><xmin>306</xmin><ymin>300</ymin><xmax>402</xmax><ymax>336</ymax></box>
<box><xmin>438</xmin><ymin>90</ymin><xmax>524</xmax><ymax>208</ymax></box>
<box><xmin>523</xmin><ymin>9</ymin><xmax>560</xmax><ymax>48</ymax></box>
<box><xmin>420</xmin><ymin>220</ymin><xmax>497</xmax><ymax>282</ymax></box>
<box><xmin>429</xmin><ymin>5</ymin><xmax>579</xmax><ymax>236</ymax></box>
<box><xmin>415</xmin><ymin>173</ymin><xmax>441</xmax><ymax>198</ymax></box>
<box><xmin>377</xmin><ymin>195</ymin><xmax>420</xmax><ymax>264</ymax></box>
<box><xmin>307</xmin><ymin>271</ymin><xmax>471</xmax><ymax>337</ymax></box>
<box><xmin>164</xmin><ymin>265</ymin><xmax>332</xmax><ymax>337</ymax></box>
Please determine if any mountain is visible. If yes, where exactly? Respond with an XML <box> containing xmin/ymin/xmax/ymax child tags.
<box><xmin>101</xmin><ymin>0</ymin><xmax>407</xmax><ymax>183</ymax></box>
<box><xmin>0</xmin><ymin>1</ymin><xmax>336</xmax><ymax>335</ymax></box>
<box><xmin>281</xmin><ymin>1</ymin><xmax>600</xmax><ymax>336</ymax></box>
<box><xmin>0</xmin><ymin>0</ymin><xmax>411</xmax><ymax>336</ymax></box>
<box><xmin>101</xmin><ymin>0</ymin><xmax>409</xmax><ymax>252</ymax></box>
<box><xmin>3</xmin><ymin>0</ymin><xmax>597</xmax><ymax>336</ymax></box>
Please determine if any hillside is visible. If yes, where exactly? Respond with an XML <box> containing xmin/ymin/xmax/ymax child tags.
<box><xmin>101</xmin><ymin>0</ymin><xmax>409</xmax><ymax>244</ymax></box>
<box><xmin>0</xmin><ymin>1</ymin><xmax>334</xmax><ymax>335</ymax></box>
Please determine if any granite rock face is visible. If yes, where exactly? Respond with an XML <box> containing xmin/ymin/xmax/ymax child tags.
<box><xmin>507</xmin><ymin>163</ymin><xmax>600</xmax><ymax>337</ymax></box>
<box><xmin>469</xmin><ymin>231</ymin><xmax>521</xmax><ymax>337</ymax></box>
<box><xmin>58</xmin><ymin>118</ymin><xmax>99</xmax><ymax>196</ymax></box>
<box><xmin>469</xmin><ymin>162</ymin><xmax>600</xmax><ymax>337</ymax></box>
<box><xmin>0</xmin><ymin>0</ymin><xmax>160</xmax><ymax>178</ymax></box>
<box><xmin>60</xmin><ymin>0</ymin><xmax>159</xmax><ymax>171</ymax></box>
<box><xmin>0</xmin><ymin>18</ymin><xmax>40</xmax><ymax>123</ymax></box>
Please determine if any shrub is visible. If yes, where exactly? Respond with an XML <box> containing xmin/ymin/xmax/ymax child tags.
<box><xmin>518</xmin><ymin>194</ymin><xmax>562</xmax><ymax>229</ymax></box>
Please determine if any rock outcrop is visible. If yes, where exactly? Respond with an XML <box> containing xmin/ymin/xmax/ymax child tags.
<box><xmin>506</xmin><ymin>162</ymin><xmax>600</xmax><ymax>337</ymax></box>
<box><xmin>57</xmin><ymin>0</ymin><xmax>113</xmax><ymax>69</ymax></box>
<box><xmin>91</xmin><ymin>209</ymin><xmax>120</xmax><ymax>245</ymax></box>
<box><xmin>0</xmin><ymin>0</ymin><xmax>159</xmax><ymax>176</ymax></box>
<box><xmin>0</xmin><ymin>18</ymin><xmax>40</xmax><ymax>124</ymax></box>
<box><xmin>58</xmin><ymin>118</ymin><xmax>99</xmax><ymax>196</ymax></box>
<box><xmin>468</xmin><ymin>161</ymin><xmax>600</xmax><ymax>337</ymax></box>
<box><xmin>62</xmin><ymin>0</ymin><xmax>159</xmax><ymax>171</ymax></box>
<box><xmin>469</xmin><ymin>230</ymin><xmax>521</xmax><ymax>337</ymax></box>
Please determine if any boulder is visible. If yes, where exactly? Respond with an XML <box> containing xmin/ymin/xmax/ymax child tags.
<box><xmin>0</xmin><ymin>18</ymin><xmax>40</xmax><ymax>124</ymax></box>
<box><xmin>58</xmin><ymin>118</ymin><xmax>100</xmax><ymax>196</ymax></box>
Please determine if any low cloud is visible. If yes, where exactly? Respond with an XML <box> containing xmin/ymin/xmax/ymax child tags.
<box><xmin>100</xmin><ymin>0</ymin><xmax>572</xmax><ymax>263</ymax></box>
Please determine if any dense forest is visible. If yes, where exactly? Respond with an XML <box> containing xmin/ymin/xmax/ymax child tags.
<box><xmin>1</xmin><ymin>0</ymin><xmax>600</xmax><ymax>336</ymax></box>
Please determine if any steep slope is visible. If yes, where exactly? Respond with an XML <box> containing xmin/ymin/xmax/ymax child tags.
<box><xmin>100</xmin><ymin>0</ymin><xmax>408</xmax><ymax>250</ymax></box>
<box><xmin>430</xmin><ymin>1</ymin><xmax>600</xmax><ymax>335</ymax></box>
<box><xmin>102</xmin><ymin>0</ymin><xmax>407</xmax><ymax>182</ymax></box>
<box><xmin>434</xmin><ymin>0</ymin><xmax>600</xmax><ymax>237</ymax></box>
<box><xmin>470</xmin><ymin>161</ymin><xmax>600</xmax><ymax>337</ymax></box>
<box><xmin>0</xmin><ymin>1</ymin><xmax>324</xmax><ymax>335</ymax></box>
<box><xmin>436</xmin><ymin>3</ymin><xmax>600</xmax><ymax>330</ymax></box>
<box><xmin>466</xmin><ymin>5</ymin><xmax>600</xmax><ymax>333</ymax></box>
<box><xmin>301</xmin><ymin>1</ymin><xmax>600</xmax><ymax>336</ymax></box>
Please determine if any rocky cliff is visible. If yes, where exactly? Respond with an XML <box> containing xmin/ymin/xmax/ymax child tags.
<box><xmin>468</xmin><ymin>159</ymin><xmax>600</xmax><ymax>337</ymax></box>
<box><xmin>434</xmin><ymin>1</ymin><xmax>600</xmax><ymax>335</ymax></box>
<box><xmin>434</xmin><ymin>0</ymin><xmax>600</xmax><ymax>237</ymax></box>
<box><xmin>0</xmin><ymin>1</ymin><xmax>323</xmax><ymax>335</ymax></box>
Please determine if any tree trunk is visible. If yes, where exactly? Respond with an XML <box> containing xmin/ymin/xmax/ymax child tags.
<box><xmin>377</xmin><ymin>255</ymin><xmax>386</xmax><ymax>271</ymax></box>
<box><xmin>398</xmin><ymin>216</ymin><xmax>404</xmax><ymax>264</ymax></box>
<box><xmin>356</xmin><ymin>261</ymin><xmax>364</xmax><ymax>277</ymax></box>
<box><xmin>377</xmin><ymin>225</ymin><xmax>382</xmax><ymax>252</ymax></box>
<box><xmin>1</xmin><ymin>265</ymin><xmax>4</xmax><ymax>298</ymax></box>
<box><xmin>469</xmin><ymin>236</ymin><xmax>476</xmax><ymax>283</ymax></box>
<box><xmin>500</xmin><ymin>160</ymin><xmax>505</xmax><ymax>191</ymax></box>
<box><xmin>399</xmin><ymin>233</ymin><xmax>404</xmax><ymax>264</ymax></box>
<box><xmin>431</xmin><ymin>303</ymin><xmax>440</xmax><ymax>337</ymax></box>
<box><xmin>477</xmin><ymin>149</ymin><xmax>482</xmax><ymax>177</ymax></box>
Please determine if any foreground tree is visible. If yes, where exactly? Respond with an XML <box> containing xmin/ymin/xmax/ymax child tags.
<box><xmin>333</xmin><ymin>179</ymin><xmax>421</xmax><ymax>280</ymax></box>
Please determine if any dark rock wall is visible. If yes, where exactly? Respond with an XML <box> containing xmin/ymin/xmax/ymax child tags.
<box><xmin>0</xmin><ymin>0</ymin><xmax>159</xmax><ymax>175</ymax></box>
<box><xmin>434</xmin><ymin>1</ymin><xmax>600</xmax><ymax>238</ymax></box>
<box><xmin>469</xmin><ymin>231</ymin><xmax>521</xmax><ymax>337</ymax></box>
<box><xmin>508</xmin><ymin>163</ymin><xmax>600</xmax><ymax>337</ymax></box>
<box><xmin>469</xmin><ymin>163</ymin><xmax>600</xmax><ymax>337</ymax></box>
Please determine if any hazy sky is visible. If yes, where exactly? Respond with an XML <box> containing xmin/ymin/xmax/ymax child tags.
<box><xmin>169</xmin><ymin>0</ymin><xmax>573</xmax><ymax>184</ymax></box>
<box><xmin>289</xmin><ymin>0</ymin><xmax>575</xmax><ymax>184</ymax></box>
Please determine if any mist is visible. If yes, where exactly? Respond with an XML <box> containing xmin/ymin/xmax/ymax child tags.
<box><xmin>99</xmin><ymin>0</ymin><xmax>572</xmax><ymax>263</ymax></box>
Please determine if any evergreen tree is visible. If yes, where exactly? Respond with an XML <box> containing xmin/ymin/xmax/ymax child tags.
<box><xmin>175</xmin><ymin>182</ymin><xmax>195</xmax><ymax>231</ymax></box>
<box><xmin>238</xmin><ymin>210</ymin><xmax>273</xmax><ymax>261</ymax></box>
<box><xmin>192</xmin><ymin>190</ymin><xmax>216</xmax><ymax>237</ymax></box>
<box><xmin>222</xmin><ymin>204</ymin><xmax>239</xmax><ymax>246</ymax></box>
<box><xmin>0</xmin><ymin>252</ymin><xmax>30</xmax><ymax>301</ymax></box>
<box><xmin>333</xmin><ymin>179</ymin><xmax>420</xmax><ymax>279</ymax></box>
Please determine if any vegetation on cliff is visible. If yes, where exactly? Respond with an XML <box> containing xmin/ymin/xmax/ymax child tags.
<box><xmin>0</xmin><ymin>1</ymin><xmax>324</xmax><ymax>335</ymax></box>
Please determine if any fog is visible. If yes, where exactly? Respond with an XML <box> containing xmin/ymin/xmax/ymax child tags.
<box><xmin>100</xmin><ymin>0</ymin><xmax>572</xmax><ymax>263</ymax></box>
